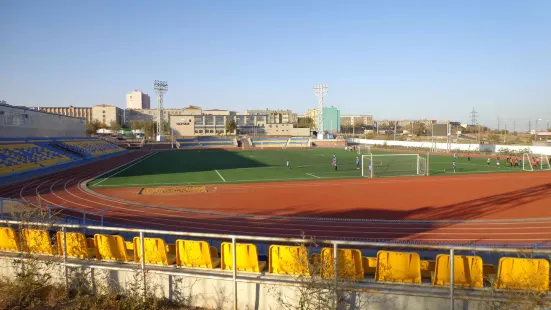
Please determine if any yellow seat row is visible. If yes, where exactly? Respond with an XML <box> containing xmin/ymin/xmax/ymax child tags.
<box><xmin>0</xmin><ymin>228</ymin><xmax>548</xmax><ymax>291</ymax></box>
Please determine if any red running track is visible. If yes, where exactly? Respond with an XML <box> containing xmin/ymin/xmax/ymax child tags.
<box><xmin>1</xmin><ymin>151</ymin><xmax>551</xmax><ymax>246</ymax></box>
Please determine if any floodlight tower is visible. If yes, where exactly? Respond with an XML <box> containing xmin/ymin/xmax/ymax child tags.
<box><xmin>153</xmin><ymin>80</ymin><xmax>168</xmax><ymax>141</ymax></box>
<box><xmin>313</xmin><ymin>84</ymin><xmax>328</xmax><ymax>139</ymax></box>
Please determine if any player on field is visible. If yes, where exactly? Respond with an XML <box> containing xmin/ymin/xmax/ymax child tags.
<box><xmin>332</xmin><ymin>155</ymin><xmax>338</xmax><ymax>171</ymax></box>
<box><xmin>286</xmin><ymin>160</ymin><xmax>290</xmax><ymax>169</ymax></box>
<box><xmin>453</xmin><ymin>152</ymin><xmax>457</xmax><ymax>160</ymax></box>
<box><xmin>356</xmin><ymin>156</ymin><xmax>360</xmax><ymax>169</ymax></box>
<box><xmin>487</xmin><ymin>157</ymin><xmax>491</xmax><ymax>166</ymax></box>
<box><xmin>452</xmin><ymin>160</ymin><xmax>456</xmax><ymax>173</ymax></box>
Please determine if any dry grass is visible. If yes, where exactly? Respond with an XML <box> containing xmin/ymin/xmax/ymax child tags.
<box><xmin>140</xmin><ymin>186</ymin><xmax>208</xmax><ymax>195</ymax></box>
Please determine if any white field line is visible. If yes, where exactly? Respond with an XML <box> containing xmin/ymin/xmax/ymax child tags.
<box><xmin>91</xmin><ymin>152</ymin><xmax>158</xmax><ymax>187</ymax></box>
<box><xmin>215</xmin><ymin>169</ymin><xmax>226</xmax><ymax>182</ymax></box>
<box><xmin>306</xmin><ymin>173</ymin><xmax>320</xmax><ymax>179</ymax></box>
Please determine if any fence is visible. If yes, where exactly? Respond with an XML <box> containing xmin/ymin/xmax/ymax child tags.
<box><xmin>349</xmin><ymin>138</ymin><xmax>551</xmax><ymax>155</ymax></box>
<box><xmin>2</xmin><ymin>205</ymin><xmax>551</xmax><ymax>309</ymax></box>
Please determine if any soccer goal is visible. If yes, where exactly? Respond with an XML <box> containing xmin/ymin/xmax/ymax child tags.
<box><xmin>522</xmin><ymin>153</ymin><xmax>533</xmax><ymax>171</ymax></box>
<box><xmin>538</xmin><ymin>154</ymin><xmax>551</xmax><ymax>170</ymax></box>
<box><xmin>357</xmin><ymin>144</ymin><xmax>371</xmax><ymax>155</ymax></box>
<box><xmin>362</xmin><ymin>154</ymin><xmax>427</xmax><ymax>178</ymax></box>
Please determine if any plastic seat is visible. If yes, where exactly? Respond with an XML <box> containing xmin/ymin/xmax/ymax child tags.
<box><xmin>319</xmin><ymin>248</ymin><xmax>363</xmax><ymax>280</ymax></box>
<box><xmin>269</xmin><ymin>245</ymin><xmax>310</xmax><ymax>276</ymax></box>
<box><xmin>375</xmin><ymin>251</ymin><xmax>421</xmax><ymax>284</ymax></box>
<box><xmin>432</xmin><ymin>254</ymin><xmax>484</xmax><ymax>288</ymax></box>
<box><xmin>0</xmin><ymin>227</ymin><xmax>21</xmax><ymax>252</ymax></box>
<box><xmin>362</xmin><ymin>256</ymin><xmax>377</xmax><ymax>275</ymax></box>
<box><xmin>94</xmin><ymin>234</ymin><xmax>133</xmax><ymax>262</ymax></box>
<box><xmin>22</xmin><ymin>228</ymin><xmax>55</xmax><ymax>255</ymax></box>
<box><xmin>56</xmin><ymin>231</ymin><xmax>95</xmax><ymax>259</ymax></box>
<box><xmin>175</xmin><ymin>240</ymin><xmax>220</xmax><ymax>269</ymax></box>
<box><xmin>221</xmin><ymin>242</ymin><xmax>266</xmax><ymax>272</ymax></box>
<box><xmin>133</xmin><ymin>237</ymin><xmax>175</xmax><ymax>265</ymax></box>
<box><xmin>494</xmin><ymin>257</ymin><xmax>549</xmax><ymax>291</ymax></box>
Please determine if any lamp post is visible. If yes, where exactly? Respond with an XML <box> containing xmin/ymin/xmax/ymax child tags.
<box><xmin>535</xmin><ymin>118</ymin><xmax>543</xmax><ymax>141</ymax></box>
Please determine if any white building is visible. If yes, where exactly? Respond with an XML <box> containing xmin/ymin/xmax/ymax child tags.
<box><xmin>126</xmin><ymin>90</ymin><xmax>151</xmax><ymax>110</ymax></box>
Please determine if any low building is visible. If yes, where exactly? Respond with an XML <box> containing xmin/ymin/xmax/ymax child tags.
<box><xmin>245</xmin><ymin>109</ymin><xmax>296</xmax><ymax>124</ymax></box>
<box><xmin>91</xmin><ymin>104</ymin><xmax>123</xmax><ymax>127</ymax></box>
<box><xmin>1</xmin><ymin>102</ymin><xmax>85</xmax><ymax>137</ymax></box>
<box><xmin>126</xmin><ymin>106</ymin><xmax>237</xmax><ymax>124</ymax></box>
<box><xmin>169</xmin><ymin>113</ymin><xmax>309</xmax><ymax>137</ymax></box>
<box><xmin>34</xmin><ymin>106</ymin><xmax>93</xmax><ymax>122</ymax></box>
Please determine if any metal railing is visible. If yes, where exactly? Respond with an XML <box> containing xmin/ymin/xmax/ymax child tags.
<box><xmin>1</xmin><ymin>214</ymin><xmax>551</xmax><ymax>310</ymax></box>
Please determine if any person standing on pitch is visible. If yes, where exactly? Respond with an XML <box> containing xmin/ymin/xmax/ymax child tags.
<box><xmin>332</xmin><ymin>155</ymin><xmax>338</xmax><ymax>171</ymax></box>
<box><xmin>286</xmin><ymin>160</ymin><xmax>290</xmax><ymax>169</ymax></box>
<box><xmin>356</xmin><ymin>156</ymin><xmax>360</xmax><ymax>169</ymax></box>
<box><xmin>453</xmin><ymin>160</ymin><xmax>456</xmax><ymax>173</ymax></box>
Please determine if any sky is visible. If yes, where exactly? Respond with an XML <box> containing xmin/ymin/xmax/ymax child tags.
<box><xmin>1</xmin><ymin>1</ymin><xmax>550</xmax><ymax>130</ymax></box>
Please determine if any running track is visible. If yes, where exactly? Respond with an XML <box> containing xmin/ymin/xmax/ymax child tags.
<box><xmin>1</xmin><ymin>151</ymin><xmax>551</xmax><ymax>246</ymax></box>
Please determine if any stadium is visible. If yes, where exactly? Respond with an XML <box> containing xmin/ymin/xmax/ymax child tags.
<box><xmin>1</xmin><ymin>100</ymin><xmax>551</xmax><ymax>309</ymax></box>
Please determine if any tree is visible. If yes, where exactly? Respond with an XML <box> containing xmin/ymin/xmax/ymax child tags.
<box><xmin>85</xmin><ymin>120</ymin><xmax>101</xmax><ymax>136</ymax></box>
<box><xmin>297</xmin><ymin>117</ymin><xmax>314</xmax><ymax>128</ymax></box>
<box><xmin>162</xmin><ymin>121</ymin><xmax>170</xmax><ymax>135</ymax></box>
<box><xmin>412</xmin><ymin>122</ymin><xmax>427</xmax><ymax>136</ymax></box>
<box><xmin>225</xmin><ymin>119</ymin><xmax>236</xmax><ymax>134</ymax></box>
<box><xmin>109</xmin><ymin>121</ymin><xmax>121</xmax><ymax>132</ymax></box>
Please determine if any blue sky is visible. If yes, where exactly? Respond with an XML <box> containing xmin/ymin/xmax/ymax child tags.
<box><xmin>1</xmin><ymin>1</ymin><xmax>550</xmax><ymax>130</ymax></box>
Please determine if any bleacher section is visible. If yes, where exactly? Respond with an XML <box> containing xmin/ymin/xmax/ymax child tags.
<box><xmin>54</xmin><ymin>140</ymin><xmax>125</xmax><ymax>158</ymax></box>
<box><xmin>0</xmin><ymin>143</ymin><xmax>72</xmax><ymax>175</ymax></box>
<box><xmin>288</xmin><ymin>137</ymin><xmax>310</xmax><ymax>147</ymax></box>
<box><xmin>251</xmin><ymin>137</ymin><xmax>289</xmax><ymax>147</ymax></box>
<box><xmin>176</xmin><ymin>138</ymin><xmax>201</xmax><ymax>148</ymax></box>
<box><xmin>1</xmin><ymin>226</ymin><xmax>549</xmax><ymax>291</ymax></box>
<box><xmin>176</xmin><ymin>137</ymin><xmax>236</xmax><ymax>148</ymax></box>
<box><xmin>199</xmin><ymin>137</ymin><xmax>235</xmax><ymax>147</ymax></box>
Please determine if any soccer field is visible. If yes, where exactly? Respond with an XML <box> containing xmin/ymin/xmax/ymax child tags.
<box><xmin>88</xmin><ymin>149</ymin><xmax>527</xmax><ymax>188</ymax></box>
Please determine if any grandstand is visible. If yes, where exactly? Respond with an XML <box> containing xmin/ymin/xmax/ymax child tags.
<box><xmin>0</xmin><ymin>138</ymin><xmax>126</xmax><ymax>177</ymax></box>
<box><xmin>251</xmin><ymin>137</ymin><xmax>290</xmax><ymax>147</ymax></box>
<box><xmin>175</xmin><ymin>137</ymin><xmax>236</xmax><ymax>149</ymax></box>
<box><xmin>54</xmin><ymin>139</ymin><xmax>125</xmax><ymax>158</ymax></box>
<box><xmin>2</xmin><ymin>225</ymin><xmax>549</xmax><ymax>291</ymax></box>
<box><xmin>287</xmin><ymin>136</ymin><xmax>311</xmax><ymax>147</ymax></box>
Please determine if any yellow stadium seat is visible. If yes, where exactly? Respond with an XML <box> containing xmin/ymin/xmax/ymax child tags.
<box><xmin>362</xmin><ymin>256</ymin><xmax>377</xmax><ymax>275</ymax></box>
<box><xmin>432</xmin><ymin>254</ymin><xmax>484</xmax><ymax>288</ymax></box>
<box><xmin>494</xmin><ymin>257</ymin><xmax>549</xmax><ymax>291</ymax></box>
<box><xmin>94</xmin><ymin>234</ymin><xmax>133</xmax><ymax>262</ymax></box>
<box><xmin>56</xmin><ymin>231</ymin><xmax>95</xmax><ymax>259</ymax></box>
<box><xmin>133</xmin><ymin>237</ymin><xmax>175</xmax><ymax>265</ymax></box>
<box><xmin>421</xmin><ymin>260</ymin><xmax>435</xmax><ymax>279</ymax></box>
<box><xmin>269</xmin><ymin>245</ymin><xmax>310</xmax><ymax>276</ymax></box>
<box><xmin>22</xmin><ymin>229</ymin><xmax>55</xmax><ymax>255</ymax></box>
<box><xmin>319</xmin><ymin>248</ymin><xmax>363</xmax><ymax>280</ymax></box>
<box><xmin>221</xmin><ymin>242</ymin><xmax>266</xmax><ymax>272</ymax></box>
<box><xmin>175</xmin><ymin>240</ymin><xmax>220</xmax><ymax>269</ymax></box>
<box><xmin>0</xmin><ymin>227</ymin><xmax>21</xmax><ymax>252</ymax></box>
<box><xmin>375</xmin><ymin>251</ymin><xmax>422</xmax><ymax>284</ymax></box>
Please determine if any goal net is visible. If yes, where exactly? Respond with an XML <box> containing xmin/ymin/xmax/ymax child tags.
<box><xmin>362</xmin><ymin>154</ymin><xmax>427</xmax><ymax>178</ymax></box>
<box><xmin>357</xmin><ymin>144</ymin><xmax>371</xmax><ymax>155</ymax></box>
<box><xmin>539</xmin><ymin>154</ymin><xmax>551</xmax><ymax>170</ymax></box>
<box><xmin>522</xmin><ymin>153</ymin><xmax>533</xmax><ymax>171</ymax></box>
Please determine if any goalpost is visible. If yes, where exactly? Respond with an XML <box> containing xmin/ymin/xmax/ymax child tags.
<box><xmin>524</xmin><ymin>153</ymin><xmax>551</xmax><ymax>171</ymax></box>
<box><xmin>522</xmin><ymin>153</ymin><xmax>533</xmax><ymax>171</ymax></box>
<box><xmin>362</xmin><ymin>154</ymin><xmax>427</xmax><ymax>178</ymax></box>
<box><xmin>539</xmin><ymin>154</ymin><xmax>551</xmax><ymax>170</ymax></box>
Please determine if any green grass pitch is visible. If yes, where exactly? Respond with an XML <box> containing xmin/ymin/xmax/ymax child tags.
<box><xmin>88</xmin><ymin>148</ymin><xmax>526</xmax><ymax>188</ymax></box>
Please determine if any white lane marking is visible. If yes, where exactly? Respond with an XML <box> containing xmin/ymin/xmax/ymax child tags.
<box><xmin>215</xmin><ymin>169</ymin><xmax>226</xmax><ymax>182</ymax></box>
<box><xmin>306</xmin><ymin>173</ymin><xmax>320</xmax><ymax>179</ymax></box>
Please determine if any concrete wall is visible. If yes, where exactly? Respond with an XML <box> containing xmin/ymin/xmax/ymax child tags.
<box><xmin>0</xmin><ymin>103</ymin><xmax>85</xmax><ymax>137</ymax></box>
<box><xmin>349</xmin><ymin>138</ymin><xmax>551</xmax><ymax>155</ymax></box>
<box><xmin>0</xmin><ymin>255</ymin><xmax>522</xmax><ymax>310</ymax></box>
